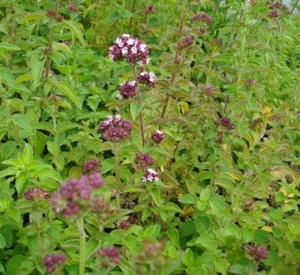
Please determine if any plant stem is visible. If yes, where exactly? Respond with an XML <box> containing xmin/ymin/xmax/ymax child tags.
<box><xmin>77</xmin><ymin>216</ymin><xmax>86</xmax><ymax>275</ymax></box>
<box><xmin>45</xmin><ymin>0</ymin><xmax>60</xmax><ymax>80</ymax></box>
<box><xmin>132</xmin><ymin>65</ymin><xmax>146</xmax><ymax>146</ymax></box>
<box><xmin>114</xmin><ymin>142</ymin><xmax>121</xmax><ymax>209</ymax></box>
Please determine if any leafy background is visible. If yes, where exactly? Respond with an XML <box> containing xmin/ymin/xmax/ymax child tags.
<box><xmin>0</xmin><ymin>0</ymin><xmax>300</xmax><ymax>274</ymax></box>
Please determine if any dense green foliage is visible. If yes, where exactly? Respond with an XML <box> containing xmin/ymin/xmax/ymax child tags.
<box><xmin>0</xmin><ymin>0</ymin><xmax>300</xmax><ymax>274</ymax></box>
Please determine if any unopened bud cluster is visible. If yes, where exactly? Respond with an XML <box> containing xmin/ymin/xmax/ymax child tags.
<box><xmin>51</xmin><ymin>172</ymin><xmax>104</xmax><ymax>217</ymax></box>
<box><xmin>43</xmin><ymin>254</ymin><xmax>66</xmax><ymax>274</ymax></box>
<box><xmin>192</xmin><ymin>12</ymin><xmax>213</xmax><ymax>24</ymax></box>
<box><xmin>178</xmin><ymin>36</ymin><xmax>194</xmax><ymax>49</ymax></box>
<box><xmin>118</xmin><ymin>81</ymin><xmax>137</xmax><ymax>99</ymax></box>
<box><xmin>24</xmin><ymin>187</ymin><xmax>51</xmax><ymax>201</ymax></box>
<box><xmin>97</xmin><ymin>246</ymin><xmax>120</xmax><ymax>268</ymax></box>
<box><xmin>134</xmin><ymin>152</ymin><xmax>155</xmax><ymax>170</ymax></box>
<box><xmin>83</xmin><ymin>159</ymin><xmax>101</xmax><ymax>174</ymax></box>
<box><xmin>215</xmin><ymin>117</ymin><xmax>235</xmax><ymax>130</ymax></box>
<box><xmin>151</xmin><ymin>130</ymin><xmax>165</xmax><ymax>143</ymax></box>
<box><xmin>247</xmin><ymin>245</ymin><xmax>268</xmax><ymax>263</ymax></box>
<box><xmin>99</xmin><ymin>114</ymin><xmax>133</xmax><ymax>142</ymax></box>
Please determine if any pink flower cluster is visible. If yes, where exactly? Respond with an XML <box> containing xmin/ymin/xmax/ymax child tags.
<box><xmin>83</xmin><ymin>159</ymin><xmax>101</xmax><ymax>174</ymax></box>
<box><xmin>118</xmin><ymin>80</ymin><xmax>137</xmax><ymax>99</ymax></box>
<box><xmin>134</xmin><ymin>152</ymin><xmax>155</xmax><ymax>170</ymax></box>
<box><xmin>24</xmin><ymin>187</ymin><xmax>51</xmax><ymax>201</ymax></box>
<box><xmin>99</xmin><ymin>114</ymin><xmax>133</xmax><ymax>142</ymax></box>
<box><xmin>90</xmin><ymin>195</ymin><xmax>113</xmax><ymax>220</ymax></box>
<box><xmin>142</xmin><ymin>168</ymin><xmax>159</xmax><ymax>182</ymax></box>
<box><xmin>192</xmin><ymin>12</ymin><xmax>213</xmax><ymax>24</ymax></box>
<box><xmin>248</xmin><ymin>245</ymin><xmax>268</xmax><ymax>263</ymax></box>
<box><xmin>151</xmin><ymin>130</ymin><xmax>165</xmax><ymax>143</ymax></box>
<box><xmin>43</xmin><ymin>254</ymin><xmax>66</xmax><ymax>273</ymax></box>
<box><xmin>178</xmin><ymin>36</ymin><xmax>194</xmax><ymax>49</ymax></box>
<box><xmin>137</xmin><ymin>71</ymin><xmax>157</xmax><ymax>87</ymax></box>
<box><xmin>98</xmin><ymin>246</ymin><xmax>120</xmax><ymax>265</ymax></box>
<box><xmin>109</xmin><ymin>34</ymin><xmax>149</xmax><ymax>65</ymax></box>
<box><xmin>51</xmin><ymin>172</ymin><xmax>104</xmax><ymax>217</ymax></box>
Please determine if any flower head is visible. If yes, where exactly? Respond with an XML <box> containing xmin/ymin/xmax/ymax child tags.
<box><xmin>134</xmin><ymin>152</ymin><xmax>155</xmax><ymax>170</ymax></box>
<box><xmin>192</xmin><ymin>13</ymin><xmax>213</xmax><ymax>23</ymax></box>
<box><xmin>247</xmin><ymin>245</ymin><xmax>268</xmax><ymax>263</ymax></box>
<box><xmin>142</xmin><ymin>168</ymin><xmax>159</xmax><ymax>182</ymax></box>
<box><xmin>43</xmin><ymin>254</ymin><xmax>66</xmax><ymax>274</ymax></box>
<box><xmin>97</xmin><ymin>246</ymin><xmax>120</xmax><ymax>265</ymax></box>
<box><xmin>51</xmin><ymin>172</ymin><xmax>104</xmax><ymax>217</ymax></box>
<box><xmin>24</xmin><ymin>187</ymin><xmax>51</xmax><ymax>201</ymax></box>
<box><xmin>151</xmin><ymin>130</ymin><xmax>165</xmax><ymax>143</ymax></box>
<box><xmin>99</xmin><ymin>115</ymin><xmax>133</xmax><ymax>142</ymax></box>
<box><xmin>137</xmin><ymin>71</ymin><xmax>157</xmax><ymax>87</ymax></box>
<box><xmin>109</xmin><ymin>34</ymin><xmax>149</xmax><ymax>65</ymax></box>
<box><xmin>178</xmin><ymin>36</ymin><xmax>194</xmax><ymax>48</ymax></box>
<box><xmin>118</xmin><ymin>80</ymin><xmax>137</xmax><ymax>99</ymax></box>
<box><xmin>83</xmin><ymin>159</ymin><xmax>101</xmax><ymax>174</ymax></box>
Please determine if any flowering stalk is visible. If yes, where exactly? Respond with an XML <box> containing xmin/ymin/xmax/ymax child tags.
<box><xmin>45</xmin><ymin>0</ymin><xmax>60</xmax><ymax>81</ymax></box>
<box><xmin>132</xmin><ymin>65</ymin><xmax>146</xmax><ymax>147</ymax></box>
<box><xmin>77</xmin><ymin>216</ymin><xmax>86</xmax><ymax>275</ymax></box>
<box><xmin>114</xmin><ymin>142</ymin><xmax>121</xmax><ymax>209</ymax></box>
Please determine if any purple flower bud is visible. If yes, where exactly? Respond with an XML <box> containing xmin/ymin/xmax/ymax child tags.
<box><xmin>43</xmin><ymin>254</ymin><xmax>66</xmax><ymax>274</ymax></box>
<box><xmin>269</xmin><ymin>9</ymin><xmax>280</xmax><ymax>17</ymax></box>
<box><xmin>119</xmin><ymin>219</ymin><xmax>131</xmax><ymax>230</ymax></box>
<box><xmin>118</xmin><ymin>80</ymin><xmax>137</xmax><ymax>99</ymax></box>
<box><xmin>137</xmin><ymin>71</ymin><xmax>157</xmax><ymax>87</ymax></box>
<box><xmin>134</xmin><ymin>152</ymin><xmax>155</xmax><ymax>170</ymax></box>
<box><xmin>142</xmin><ymin>168</ymin><xmax>159</xmax><ymax>182</ymax></box>
<box><xmin>151</xmin><ymin>130</ymin><xmax>164</xmax><ymax>144</ymax></box>
<box><xmin>220</xmin><ymin>117</ymin><xmax>232</xmax><ymax>128</ymax></box>
<box><xmin>88</xmin><ymin>172</ymin><xmax>104</xmax><ymax>189</ymax></box>
<box><xmin>99</xmin><ymin>115</ymin><xmax>133</xmax><ymax>142</ymax></box>
<box><xmin>97</xmin><ymin>246</ymin><xmax>120</xmax><ymax>265</ymax></box>
<box><xmin>24</xmin><ymin>187</ymin><xmax>52</xmax><ymax>201</ymax></box>
<box><xmin>247</xmin><ymin>245</ymin><xmax>268</xmax><ymax>263</ymax></box>
<box><xmin>178</xmin><ymin>36</ymin><xmax>194</xmax><ymax>48</ymax></box>
<box><xmin>83</xmin><ymin>159</ymin><xmax>101</xmax><ymax>174</ymax></box>
<box><xmin>192</xmin><ymin>13</ymin><xmax>213</xmax><ymax>23</ymax></box>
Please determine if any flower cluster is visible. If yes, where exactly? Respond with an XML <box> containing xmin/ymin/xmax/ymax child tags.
<box><xmin>151</xmin><ymin>130</ymin><xmax>165</xmax><ymax>143</ymax></box>
<box><xmin>134</xmin><ymin>152</ymin><xmax>155</xmax><ymax>170</ymax></box>
<box><xmin>24</xmin><ymin>187</ymin><xmax>51</xmax><ymax>201</ymax></box>
<box><xmin>268</xmin><ymin>9</ymin><xmax>280</xmax><ymax>17</ymax></box>
<box><xmin>142</xmin><ymin>168</ymin><xmax>159</xmax><ymax>182</ymax></box>
<box><xmin>119</xmin><ymin>219</ymin><xmax>131</xmax><ymax>230</ymax></box>
<box><xmin>178</xmin><ymin>36</ymin><xmax>194</xmax><ymax>49</ymax></box>
<box><xmin>118</xmin><ymin>80</ymin><xmax>137</xmax><ymax>99</ymax></box>
<box><xmin>99</xmin><ymin>115</ymin><xmax>133</xmax><ymax>142</ymax></box>
<box><xmin>90</xmin><ymin>195</ymin><xmax>113</xmax><ymax>220</ymax></box>
<box><xmin>52</xmin><ymin>172</ymin><xmax>104</xmax><ymax>217</ymax></box>
<box><xmin>109</xmin><ymin>34</ymin><xmax>149</xmax><ymax>65</ymax></box>
<box><xmin>137</xmin><ymin>71</ymin><xmax>157</xmax><ymax>87</ymax></box>
<box><xmin>43</xmin><ymin>254</ymin><xmax>66</xmax><ymax>274</ymax></box>
<box><xmin>215</xmin><ymin>117</ymin><xmax>235</xmax><ymax>130</ymax></box>
<box><xmin>97</xmin><ymin>246</ymin><xmax>120</xmax><ymax>267</ymax></box>
<box><xmin>192</xmin><ymin>12</ymin><xmax>213</xmax><ymax>24</ymax></box>
<box><xmin>247</xmin><ymin>245</ymin><xmax>268</xmax><ymax>263</ymax></box>
<box><xmin>83</xmin><ymin>159</ymin><xmax>101</xmax><ymax>174</ymax></box>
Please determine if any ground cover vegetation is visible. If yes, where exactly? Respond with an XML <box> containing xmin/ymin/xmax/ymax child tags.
<box><xmin>0</xmin><ymin>0</ymin><xmax>300</xmax><ymax>274</ymax></box>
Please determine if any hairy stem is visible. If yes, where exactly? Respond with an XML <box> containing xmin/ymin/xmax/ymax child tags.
<box><xmin>114</xmin><ymin>142</ymin><xmax>120</xmax><ymax>209</ymax></box>
<box><xmin>77</xmin><ymin>216</ymin><xmax>86</xmax><ymax>275</ymax></box>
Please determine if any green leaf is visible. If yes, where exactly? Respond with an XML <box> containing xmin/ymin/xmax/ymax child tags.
<box><xmin>0</xmin><ymin>42</ymin><xmax>21</xmax><ymax>52</ymax></box>
<box><xmin>252</xmin><ymin>229</ymin><xmax>270</xmax><ymax>244</ymax></box>
<box><xmin>1</xmin><ymin>141</ymin><xmax>17</xmax><ymax>159</ymax></box>
<box><xmin>101</xmin><ymin>158</ymin><xmax>115</xmax><ymax>174</ymax></box>
<box><xmin>143</xmin><ymin>224</ymin><xmax>161</xmax><ymax>239</ymax></box>
<box><xmin>0</xmin><ymin>66</ymin><xmax>14</xmax><ymax>86</ymax></box>
<box><xmin>200</xmin><ymin>187</ymin><xmax>211</xmax><ymax>202</ymax></box>
<box><xmin>167</xmin><ymin>229</ymin><xmax>181</xmax><ymax>249</ymax></box>
<box><xmin>63</xmin><ymin>20</ymin><xmax>86</xmax><ymax>46</ymax></box>
<box><xmin>178</xmin><ymin>194</ymin><xmax>198</xmax><ymax>204</ymax></box>
<box><xmin>6</xmin><ymin>255</ymin><xmax>26</xmax><ymax>275</ymax></box>
<box><xmin>19</xmin><ymin>12</ymin><xmax>46</xmax><ymax>24</ymax></box>
<box><xmin>23</xmin><ymin>144</ymin><xmax>33</xmax><ymax>163</ymax></box>
<box><xmin>150</xmin><ymin>187</ymin><xmax>161</xmax><ymax>206</ymax></box>
<box><xmin>12</xmin><ymin>114</ymin><xmax>31</xmax><ymax>132</ymax></box>
<box><xmin>85</xmin><ymin>238</ymin><xmax>99</xmax><ymax>261</ymax></box>
<box><xmin>214</xmin><ymin>257</ymin><xmax>228</xmax><ymax>275</ymax></box>
<box><xmin>130</xmin><ymin>102</ymin><xmax>143</xmax><ymax>120</ymax></box>
<box><xmin>52</xmin><ymin>81</ymin><xmax>82</xmax><ymax>109</ymax></box>
<box><xmin>30</xmin><ymin>53</ymin><xmax>45</xmax><ymax>88</ymax></box>
<box><xmin>16</xmin><ymin>171</ymin><xmax>28</xmax><ymax>195</ymax></box>
<box><xmin>106</xmin><ymin>12</ymin><xmax>119</xmax><ymax>22</ymax></box>
<box><xmin>162</xmin><ymin>202</ymin><xmax>183</xmax><ymax>213</ymax></box>
<box><xmin>0</xmin><ymin>233</ymin><xmax>6</xmax><ymax>248</ymax></box>
<box><xmin>183</xmin><ymin>248</ymin><xmax>194</xmax><ymax>266</ymax></box>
